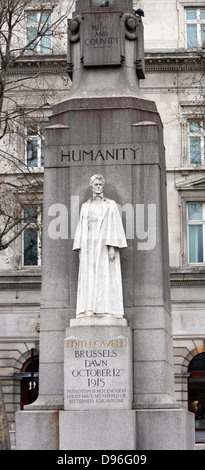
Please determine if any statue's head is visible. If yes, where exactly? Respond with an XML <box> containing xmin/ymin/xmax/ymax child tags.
<box><xmin>90</xmin><ymin>174</ymin><xmax>105</xmax><ymax>187</ymax></box>
<box><xmin>89</xmin><ymin>174</ymin><xmax>105</xmax><ymax>194</ymax></box>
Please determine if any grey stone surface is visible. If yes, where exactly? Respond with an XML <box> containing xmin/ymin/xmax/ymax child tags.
<box><xmin>64</xmin><ymin>324</ymin><xmax>132</xmax><ymax>410</ymax></box>
<box><xmin>36</xmin><ymin>95</ymin><xmax>175</xmax><ymax>411</ymax></box>
<box><xmin>15</xmin><ymin>408</ymin><xmax>195</xmax><ymax>450</ymax></box>
<box><xmin>25</xmin><ymin>394</ymin><xmax>63</xmax><ymax>411</ymax></box>
<box><xmin>59</xmin><ymin>408</ymin><xmax>194</xmax><ymax>450</ymax></box>
<box><xmin>16</xmin><ymin>411</ymin><xmax>59</xmax><ymax>450</ymax></box>
<box><xmin>36</xmin><ymin>163</ymin><xmax>70</xmax><ymax>406</ymax></box>
<box><xmin>82</xmin><ymin>11</ymin><xmax>122</xmax><ymax>66</ymax></box>
<box><xmin>43</xmin><ymin>103</ymin><xmax>175</xmax><ymax>410</ymax></box>
<box><xmin>135</xmin><ymin>409</ymin><xmax>195</xmax><ymax>450</ymax></box>
<box><xmin>70</xmin><ymin>316</ymin><xmax>127</xmax><ymax>326</ymax></box>
<box><xmin>76</xmin><ymin>0</ymin><xmax>133</xmax><ymax>8</ymax></box>
<box><xmin>59</xmin><ymin>410</ymin><xmax>136</xmax><ymax>450</ymax></box>
<box><xmin>68</xmin><ymin>2</ymin><xmax>145</xmax><ymax>96</ymax></box>
<box><xmin>133</xmin><ymin>361</ymin><xmax>176</xmax><ymax>406</ymax></box>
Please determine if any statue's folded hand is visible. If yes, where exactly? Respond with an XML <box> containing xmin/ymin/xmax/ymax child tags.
<box><xmin>108</xmin><ymin>246</ymin><xmax>115</xmax><ymax>262</ymax></box>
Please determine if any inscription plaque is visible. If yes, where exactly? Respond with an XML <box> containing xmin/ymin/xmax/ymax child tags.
<box><xmin>83</xmin><ymin>12</ymin><xmax>122</xmax><ymax>66</ymax></box>
<box><xmin>64</xmin><ymin>326</ymin><xmax>132</xmax><ymax>410</ymax></box>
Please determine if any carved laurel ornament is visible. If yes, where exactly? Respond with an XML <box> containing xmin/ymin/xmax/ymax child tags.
<box><xmin>69</xmin><ymin>15</ymin><xmax>82</xmax><ymax>43</ymax></box>
<box><xmin>122</xmin><ymin>13</ymin><xmax>139</xmax><ymax>40</ymax></box>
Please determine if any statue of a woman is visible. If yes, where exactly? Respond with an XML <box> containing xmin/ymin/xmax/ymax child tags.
<box><xmin>73</xmin><ymin>174</ymin><xmax>127</xmax><ymax>317</ymax></box>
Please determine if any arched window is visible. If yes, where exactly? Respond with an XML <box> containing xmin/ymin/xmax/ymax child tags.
<box><xmin>21</xmin><ymin>351</ymin><xmax>39</xmax><ymax>409</ymax></box>
<box><xmin>188</xmin><ymin>352</ymin><xmax>205</xmax><ymax>443</ymax></box>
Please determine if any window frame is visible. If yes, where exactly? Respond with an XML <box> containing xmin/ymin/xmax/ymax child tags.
<box><xmin>187</xmin><ymin>202</ymin><xmax>205</xmax><ymax>264</ymax></box>
<box><xmin>178</xmin><ymin>1</ymin><xmax>205</xmax><ymax>50</ymax></box>
<box><xmin>25</xmin><ymin>124</ymin><xmax>45</xmax><ymax>169</ymax></box>
<box><xmin>25</xmin><ymin>10</ymin><xmax>52</xmax><ymax>55</ymax></box>
<box><xmin>22</xmin><ymin>205</ymin><xmax>43</xmax><ymax>268</ymax></box>
<box><xmin>185</xmin><ymin>7</ymin><xmax>205</xmax><ymax>50</ymax></box>
<box><xmin>179</xmin><ymin>107</ymin><xmax>205</xmax><ymax>168</ymax></box>
<box><xmin>188</xmin><ymin>119</ymin><xmax>205</xmax><ymax>166</ymax></box>
<box><xmin>176</xmin><ymin>184</ymin><xmax>205</xmax><ymax>267</ymax></box>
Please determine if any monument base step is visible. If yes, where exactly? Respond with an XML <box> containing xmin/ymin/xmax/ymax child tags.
<box><xmin>70</xmin><ymin>315</ymin><xmax>128</xmax><ymax>327</ymax></box>
<box><xmin>134</xmin><ymin>408</ymin><xmax>195</xmax><ymax>450</ymax></box>
<box><xmin>59</xmin><ymin>410</ymin><xmax>135</xmax><ymax>450</ymax></box>
<box><xmin>16</xmin><ymin>407</ymin><xmax>195</xmax><ymax>450</ymax></box>
<box><xmin>24</xmin><ymin>395</ymin><xmax>63</xmax><ymax>410</ymax></box>
<box><xmin>16</xmin><ymin>410</ymin><xmax>59</xmax><ymax>450</ymax></box>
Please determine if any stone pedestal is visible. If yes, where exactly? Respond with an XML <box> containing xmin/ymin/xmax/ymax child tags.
<box><xmin>59</xmin><ymin>410</ymin><xmax>136</xmax><ymax>450</ymax></box>
<box><xmin>64</xmin><ymin>319</ymin><xmax>132</xmax><ymax>411</ymax></box>
<box><xmin>135</xmin><ymin>409</ymin><xmax>195</xmax><ymax>451</ymax></box>
<box><xmin>16</xmin><ymin>407</ymin><xmax>194</xmax><ymax>450</ymax></box>
<box><xmin>59</xmin><ymin>408</ymin><xmax>195</xmax><ymax>451</ymax></box>
<box><xmin>16</xmin><ymin>411</ymin><xmax>59</xmax><ymax>450</ymax></box>
<box><xmin>58</xmin><ymin>317</ymin><xmax>134</xmax><ymax>449</ymax></box>
<box><xmin>59</xmin><ymin>318</ymin><xmax>194</xmax><ymax>450</ymax></box>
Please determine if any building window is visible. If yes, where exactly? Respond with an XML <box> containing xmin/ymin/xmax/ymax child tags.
<box><xmin>23</xmin><ymin>206</ymin><xmax>42</xmax><ymax>267</ymax></box>
<box><xmin>188</xmin><ymin>121</ymin><xmax>205</xmax><ymax>165</ymax></box>
<box><xmin>26</xmin><ymin>11</ymin><xmax>52</xmax><ymax>54</ymax></box>
<box><xmin>186</xmin><ymin>8</ymin><xmax>205</xmax><ymax>50</ymax></box>
<box><xmin>187</xmin><ymin>202</ymin><xmax>205</xmax><ymax>263</ymax></box>
<box><xmin>26</xmin><ymin>125</ymin><xmax>44</xmax><ymax>168</ymax></box>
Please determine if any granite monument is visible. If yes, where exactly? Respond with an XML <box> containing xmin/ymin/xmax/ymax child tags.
<box><xmin>16</xmin><ymin>0</ymin><xmax>195</xmax><ymax>450</ymax></box>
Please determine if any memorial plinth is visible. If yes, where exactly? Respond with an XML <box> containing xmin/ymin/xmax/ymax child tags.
<box><xmin>64</xmin><ymin>321</ymin><xmax>132</xmax><ymax>411</ymax></box>
<box><xmin>16</xmin><ymin>0</ymin><xmax>195</xmax><ymax>450</ymax></box>
<box><xmin>60</xmin><ymin>318</ymin><xmax>133</xmax><ymax>450</ymax></box>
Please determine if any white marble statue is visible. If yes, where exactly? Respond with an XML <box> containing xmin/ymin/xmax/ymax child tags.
<box><xmin>73</xmin><ymin>174</ymin><xmax>127</xmax><ymax>317</ymax></box>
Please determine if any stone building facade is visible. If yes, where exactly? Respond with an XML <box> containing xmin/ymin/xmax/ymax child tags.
<box><xmin>0</xmin><ymin>0</ymin><xmax>205</xmax><ymax>448</ymax></box>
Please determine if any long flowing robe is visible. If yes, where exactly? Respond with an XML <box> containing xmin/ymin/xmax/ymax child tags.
<box><xmin>73</xmin><ymin>197</ymin><xmax>127</xmax><ymax>316</ymax></box>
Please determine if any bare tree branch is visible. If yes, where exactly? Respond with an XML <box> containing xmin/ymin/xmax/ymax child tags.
<box><xmin>0</xmin><ymin>0</ymin><xmax>73</xmax><ymax>253</ymax></box>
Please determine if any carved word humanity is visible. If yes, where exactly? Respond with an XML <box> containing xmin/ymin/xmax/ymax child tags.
<box><xmin>61</xmin><ymin>147</ymin><xmax>139</xmax><ymax>163</ymax></box>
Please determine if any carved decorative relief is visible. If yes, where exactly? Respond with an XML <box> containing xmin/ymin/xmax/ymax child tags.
<box><xmin>122</xmin><ymin>13</ymin><xmax>141</xmax><ymax>41</ymax></box>
<box><xmin>69</xmin><ymin>15</ymin><xmax>82</xmax><ymax>43</ymax></box>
